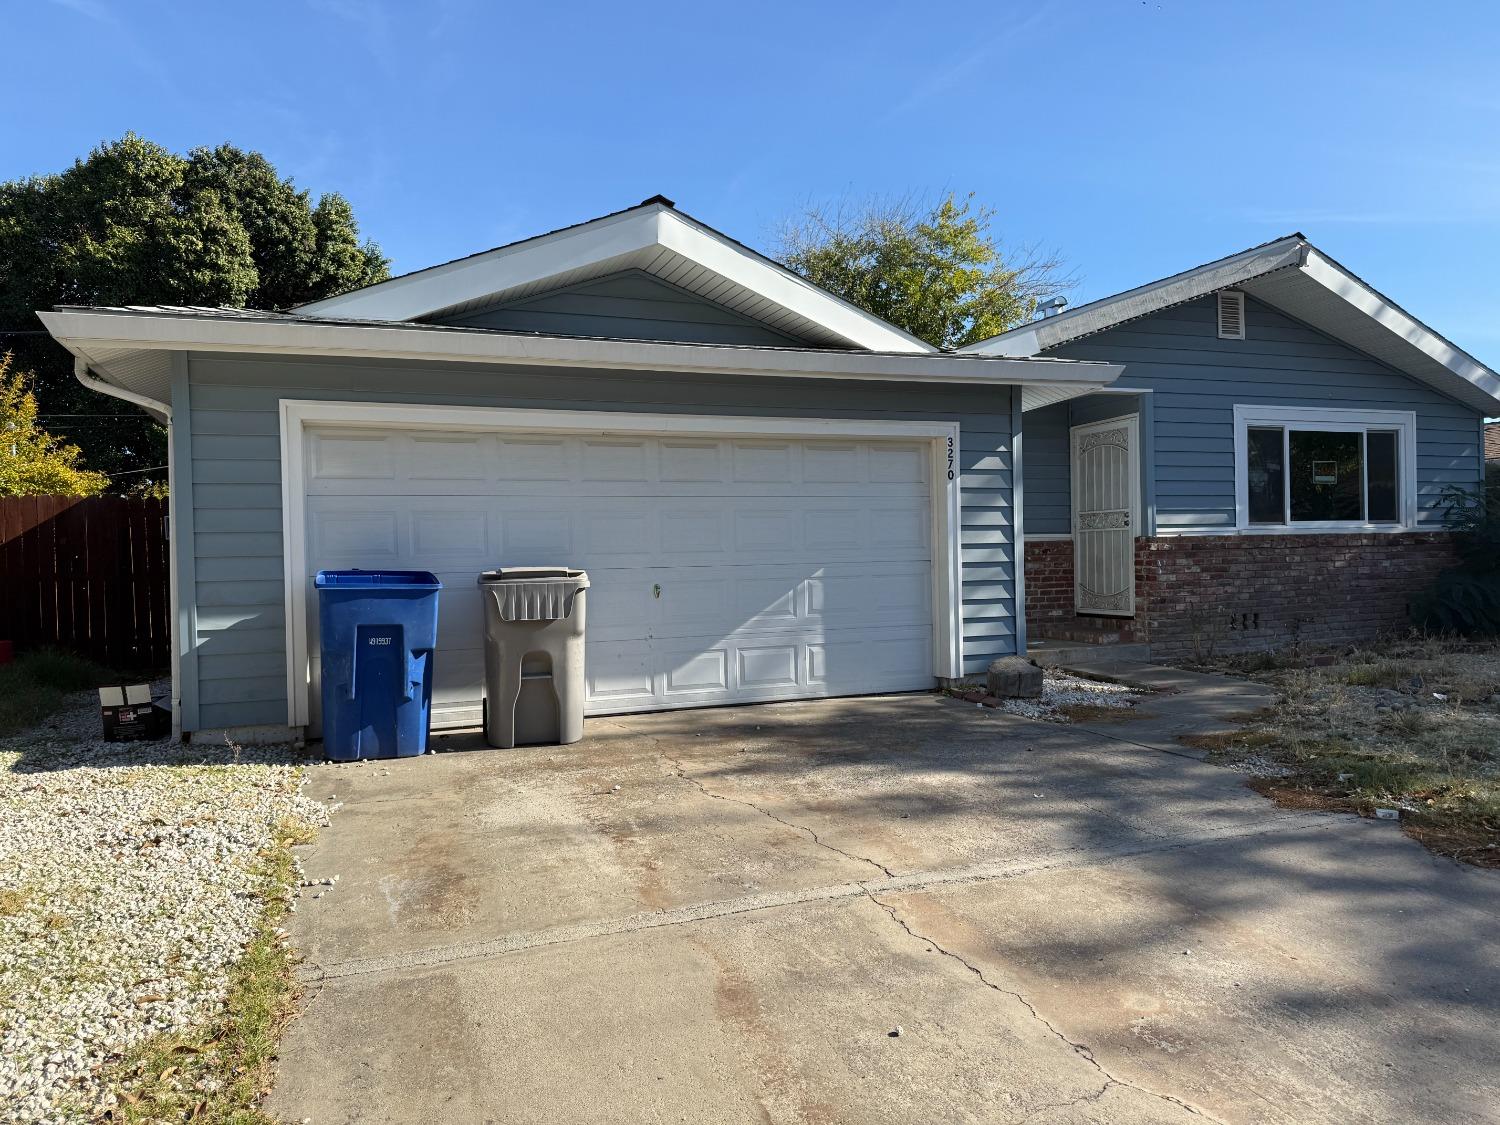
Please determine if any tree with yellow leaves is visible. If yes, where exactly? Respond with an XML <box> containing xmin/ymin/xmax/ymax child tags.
<box><xmin>0</xmin><ymin>353</ymin><xmax>108</xmax><ymax>497</ymax></box>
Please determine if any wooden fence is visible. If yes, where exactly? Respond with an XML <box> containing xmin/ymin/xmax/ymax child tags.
<box><xmin>0</xmin><ymin>496</ymin><xmax>171</xmax><ymax>669</ymax></box>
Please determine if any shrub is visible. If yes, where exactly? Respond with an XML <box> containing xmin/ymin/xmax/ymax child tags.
<box><xmin>1412</xmin><ymin>486</ymin><xmax>1500</xmax><ymax>636</ymax></box>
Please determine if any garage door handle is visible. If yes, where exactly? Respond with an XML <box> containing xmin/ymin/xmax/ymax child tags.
<box><xmin>653</xmin><ymin>583</ymin><xmax>661</xmax><ymax>599</ymax></box>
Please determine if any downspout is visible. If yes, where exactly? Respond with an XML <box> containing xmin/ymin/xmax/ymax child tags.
<box><xmin>73</xmin><ymin>357</ymin><xmax>171</xmax><ymax>420</ymax></box>
<box><xmin>73</xmin><ymin>358</ymin><xmax>181</xmax><ymax>736</ymax></box>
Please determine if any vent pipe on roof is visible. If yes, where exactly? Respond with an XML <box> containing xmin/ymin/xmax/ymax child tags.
<box><xmin>1033</xmin><ymin>296</ymin><xmax>1068</xmax><ymax>320</ymax></box>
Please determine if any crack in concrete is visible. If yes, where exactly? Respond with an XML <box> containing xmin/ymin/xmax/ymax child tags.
<box><xmin>660</xmin><ymin>749</ymin><xmax>897</xmax><ymax>879</ymax></box>
<box><xmin>1011</xmin><ymin>1079</ymin><xmax>1113</xmax><ymax>1124</ymax></box>
<box><xmin>300</xmin><ymin>814</ymin><xmax>1339</xmax><ymax>982</ymax></box>
<box><xmin>862</xmin><ymin>888</ymin><xmax>1228</xmax><ymax>1125</ymax></box>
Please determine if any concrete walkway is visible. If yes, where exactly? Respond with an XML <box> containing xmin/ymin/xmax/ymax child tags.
<box><xmin>268</xmin><ymin>689</ymin><xmax>1500</xmax><ymax>1125</ymax></box>
<box><xmin>1057</xmin><ymin>660</ymin><xmax>1278</xmax><ymax>755</ymax></box>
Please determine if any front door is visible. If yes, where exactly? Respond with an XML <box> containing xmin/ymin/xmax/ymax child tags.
<box><xmin>1071</xmin><ymin>414</ymin><xmax>1139</xmax><ymax>617</ymax></box>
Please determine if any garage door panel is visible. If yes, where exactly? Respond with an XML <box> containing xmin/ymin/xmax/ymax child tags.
<box><xmin>658</xmin><ymin>440</ymin><xmax>723</xmax><ymax>481</ymax></box>
<box><xmin>305</xmin><ymin>426</ymin><xmax>936</xmax><ymax>723</ymax></box>
<box><xmin>662</xmin><ymin>649</ymin><xmax>730</xmax><ymax>695</ymax></box>
<box><xmin>412</xmin><ymin>509</ymin><xmax>488</xmax><ymax>558</ymax></box>
<box><xmin>581</xmin><ymin>438</ymin><xmax>651</xmax><ymax>482</ymax></box>
<box><xmin>310</xmin><ymin>432</ymin><xmax>396</xmax><ymax>480</ymax></box>
<box><xmin>409</xmin><ymin>434</ymin><xmax>487</xmax><ymax>480</ymax></box>
<box><xmin>587</xmin><ymin>641</ymin><xmax>656</xmax><ymax>703</ymax></box>
<box><xmin>659</xmin><ymin>508</ymin><xmax>727</xmax><ymax>553</ymax></box>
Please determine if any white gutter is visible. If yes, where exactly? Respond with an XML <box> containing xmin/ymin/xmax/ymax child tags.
<box><xmin>73</xmin><ymin>357</ymin><xmax>171</xmax><ymax>420</ymax></box>
<box><xmin>41</xmin><ymin>310</ymin><xmax>1122</xmax><ymax>391</ymax></box>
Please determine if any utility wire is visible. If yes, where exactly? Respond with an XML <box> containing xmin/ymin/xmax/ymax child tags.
<box><xmin>105</xmin><ymin>465</ymin><xmax>167</xmax><ymax>478</ymax></box>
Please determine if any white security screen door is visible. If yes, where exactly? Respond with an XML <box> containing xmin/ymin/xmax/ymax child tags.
<box><xmin>1070</xmin><ymin>414</ymin><xmax>1140</xmax><ymax>617</ymax></box>
<box><xmin>302</xmin><ymin>427</ymin><xmax>936</xmax><ymax>728</ymax></box>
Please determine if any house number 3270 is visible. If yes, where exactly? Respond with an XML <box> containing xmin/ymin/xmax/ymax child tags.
<box><xmin>946</xmin><ymin>436</ymin><xmax>955</xmax><ymax>481</ymax></box>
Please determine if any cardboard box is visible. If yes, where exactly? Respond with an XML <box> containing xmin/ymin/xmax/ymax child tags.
<box><xmin>99</xmin><ymin>685</ymin><xmax>170</xmax><ymax>741</ymax></box>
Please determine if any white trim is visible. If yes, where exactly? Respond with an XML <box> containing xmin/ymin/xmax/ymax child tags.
<box><xmin>1232</xmin><ymin>404</ymin><xmax>1418</xmax><ymax>532</ymax></box>
<box><xmin>961</xmin><ymin>237</ymin><xmax>1500</xmax><ymax>416</ymax></box>
<box><xmin>296</xmin><ymin>204</ymin><xmax>937</xmax><ymax>354</ymax></box>
<box><xmin>38</xmin><ymin>308</ymin><xmax>1121</xmax><ymax>391</ymax></box>
<box><xmin>1217</xmin><ymin>290</ymin><xmax>1246</xmax><ymax>340</ymax></box>
<box><xmin>278</xmin><ymin>401</ymin><xmax>967</xmax><ymax>728</ymax></box>
<box><xmin>1157</xmin><ymin>525</ymin><xmax>1436</xmax><ymax>538</ymax></box>
<box><xmin>1300</xmin><ymin>250</ymin><xmax>1500</xmax><ymax>406</ymax></box>
<box><xmin>962</xmin><ymin>237</ymin><xmax>1306</xmax><ymax>355</ymax></box>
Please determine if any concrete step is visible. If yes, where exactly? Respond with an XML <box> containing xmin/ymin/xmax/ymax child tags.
<box><xmin>1026</xmin><ymin>639</ymin><xmax>1154</xmax><ymax>667</ymax></box>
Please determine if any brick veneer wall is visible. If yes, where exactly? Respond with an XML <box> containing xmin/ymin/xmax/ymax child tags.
<box><xmin>1024</xmin><ymin>532</ymin><xmax>1456</xmax><ymax>659</ymax></box>
<box><xmin>1023</xmin><ymin>539</ymin><xmax>1075</xmax><ymax>631</ymax></box>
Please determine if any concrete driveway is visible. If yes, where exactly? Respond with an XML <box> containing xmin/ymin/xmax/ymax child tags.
<box><xmin>270</xmin><ymin>694</ymin><xmax>1500</xmax><ymax>1125</ymax></box>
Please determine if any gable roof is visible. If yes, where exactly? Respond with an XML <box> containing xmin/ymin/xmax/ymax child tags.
<box><xmin>297</xmin><ymin>196</ymin><xmax>936</xmax><ymax>354</ymax></box>
<box><xmin>962</xmin><ymin>235</ymin><xmax>1500</xmax><ymax>415</ymax></box>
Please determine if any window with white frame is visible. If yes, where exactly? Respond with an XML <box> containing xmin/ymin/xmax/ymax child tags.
<box><xmin>1233</xmin><ymin>406</ymin><xmax>1417</xmax><ymax>530</ymax></box>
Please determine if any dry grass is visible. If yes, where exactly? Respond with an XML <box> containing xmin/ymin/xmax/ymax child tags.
<box><xmin>94</xmin><ymin>821</ymin><xmax>313</xmax><ymax>1123</ymax></box>
<box><xmin>1189</xmin><ymin>634</ymin><xmax>1500</xmax><ymax>867</ymax></box>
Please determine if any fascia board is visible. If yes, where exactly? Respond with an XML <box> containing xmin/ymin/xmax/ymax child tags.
<box><xmin>38</xmin><ymin>309</ymin><xmax>1121</xmax><ymax>389</ymax></box>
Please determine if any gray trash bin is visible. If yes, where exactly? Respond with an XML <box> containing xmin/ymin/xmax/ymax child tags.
<box><xmin>478</xmin><ymin>567</ymin><xmax>590</xmax><ymax>748</ymax></box>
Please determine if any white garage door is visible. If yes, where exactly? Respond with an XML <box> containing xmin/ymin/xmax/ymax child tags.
<box><xmin>303</xmin><ymin>426</ymin><xmax>935</xmax><ymax>728</ymax></box>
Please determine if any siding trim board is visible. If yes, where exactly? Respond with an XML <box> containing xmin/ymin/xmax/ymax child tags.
<box><xmin>278</xmin><ymin>398</ymin><xmax>970</xmax><ymax>729</ymax></box>
<box><xmin>168</xmin><ymin>354</ymin><xmax>199</xmax><ymax>734</ymax></box>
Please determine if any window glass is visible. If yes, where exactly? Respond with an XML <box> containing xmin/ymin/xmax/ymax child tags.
<box><xmin>1289</xmin><ymin>430</ymin><xmax>1362</xmax><ymax>522</ymax></box>
<box><xmin>1366</xmin><ymin>431</ymin><xmax>1399</xmax><ymax>522</ymax></box>
<box><xmin>1246</xmin><ymin>427</ymin><xmax>1285</xmax><ymax>524</ymax></box>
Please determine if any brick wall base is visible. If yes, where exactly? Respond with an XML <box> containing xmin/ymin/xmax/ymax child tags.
<box><xmin>1025</xmin><ymin>532</ymin><xmax>1456</xmax><ymax>660</ymax></box>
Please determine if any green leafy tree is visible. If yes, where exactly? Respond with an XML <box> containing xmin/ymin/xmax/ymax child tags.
<box><xmin>774</xmin><ymin>192</ymin><xmax>1072</xmax><ymax>350</ymax></box>
<box><xmin>0</xmin><ymin>134</ymin><xmax>390</xmax><ymax>483</ymax></box>
<box><xmin>0</xmin><ymin>353</ymin><xmax>108</xmax><ymax>497</ymax></box>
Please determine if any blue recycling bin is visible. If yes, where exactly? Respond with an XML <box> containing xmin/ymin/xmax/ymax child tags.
<box><xmin>314</xmin><ymin>570</ymin><xmax>443</xmax><ymax>761</ymax></box>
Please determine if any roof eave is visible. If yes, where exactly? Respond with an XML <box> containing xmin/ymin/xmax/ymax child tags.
<box><xmin>37</xmin><ymin>308</ymin><xmax>1121</xmax><ymax>398</ymax></box>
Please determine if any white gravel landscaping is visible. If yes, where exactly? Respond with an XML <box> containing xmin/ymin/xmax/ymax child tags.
<box><xmin>995</xmin><ymin>670</ymin><xmax>1145</xmax><ymax>722</ymax></box>
<box><xmin>0</xmin><ymin>682</ymin><xmax>326</xmax><ymax>1123</ymax></box>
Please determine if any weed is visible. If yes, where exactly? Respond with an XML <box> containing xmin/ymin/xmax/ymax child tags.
<box><xmin>0</xmin><ymin>888</ymin><xmax>27</xmax><ymax>915</ymax></box>
<box><xmin>1344</xmin><ymin>661</ymin><xmax>1418</xmax><ymax>689</ymax></box>
<box><xmin>1180</xmin><ymin>728</ymin><xmax>1280</xmax><ymax>754</ymax></box>
<box><xmin>1384</xmin><ymin>709</ymin><xmax>1428</xmax><ymax>738</ymax></box>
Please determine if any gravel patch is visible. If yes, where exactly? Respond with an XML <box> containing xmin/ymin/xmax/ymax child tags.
<box><xmin>0</xmin><ymin>682</ymin><xmax>326</xmax><ymax>1123</ymax></box>
<box><xmin>994</xmin><ymin>671</ymin><xmax>1144</xmax><ymax>722</ymax></box>
<box><xmin>1220</xmin><ymin>754</ymin><xmax>1295</xmax><ymax>779</ymax></box>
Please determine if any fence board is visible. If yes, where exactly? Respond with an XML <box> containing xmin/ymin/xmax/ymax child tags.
<box><xmin>0</xmin><ymin>496</ymin><xmax>171</xmax><ymax>669</ymax></box>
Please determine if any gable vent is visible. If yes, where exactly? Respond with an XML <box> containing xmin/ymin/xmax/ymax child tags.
<box><xmin>1217</xmin><ymin>290</ymin><xmax>1246</xmax><ymax>340</ymax></box>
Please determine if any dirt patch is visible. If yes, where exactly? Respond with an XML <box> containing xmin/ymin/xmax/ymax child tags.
<box><xmin>1186</xmin><ymin>635</ymin><xmax>1500</xmax><ymax>867</ymax></box>
<box><xmin>1053</xmin><ymin>702</ymin><xmax>1150</xmax><ymax>724</ymax></box>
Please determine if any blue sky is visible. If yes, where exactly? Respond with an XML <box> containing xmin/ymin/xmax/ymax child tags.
<box><xmin>5</xmin><ymin>0</ymin><xmax>1499</xmax><ymax>359</ymax></box>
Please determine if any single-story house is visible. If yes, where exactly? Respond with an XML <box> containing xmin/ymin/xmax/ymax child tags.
<box><xmin>39</xmin><ymin>198</ymin><xmax>1500</xmax><ymax>743</ymax></box>
<box><xmin>964</xmin><ymin>237</ymin><xmax>1500</xmax><ymax>660</ymax></box>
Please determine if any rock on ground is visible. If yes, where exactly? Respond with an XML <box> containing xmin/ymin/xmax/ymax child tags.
<box><xmin>0</xmin><ymin>682</ymin><xmax>326</xmax><ymax>1123</ymax></box>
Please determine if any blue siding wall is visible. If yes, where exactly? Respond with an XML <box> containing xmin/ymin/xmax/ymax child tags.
<box><xmin>1021</xmin><ymin>402</ymin><xmax>1071</xmax><ymax>536</ymax></box>
<box><xmin>430</xmin><ymin>270</ymin><xmax>809</xmax><ymax>346</ymax></box>
<box><xmin>181</xmin><ymin>355</ymin><xmax>1016</xmax><ymax>731</ymax></box>
<box><xmin>1042</xmin><ymin>295</ymin><xmax>1484</xmax><ymax>532</ymax></box>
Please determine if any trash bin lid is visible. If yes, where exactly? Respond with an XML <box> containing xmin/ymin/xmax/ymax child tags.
<box><xmin>315</xmin><ymin>569</ymin><xmax>442</xmax><ymax>590</ymax></box>
<box><xmin>478</xmin><ymin>567</ymin><xmax>589</xmax><ymax>621</ymax></box>
<box><xmin>478</xmin><ymin>567</ymin><xmax>589</xmax><ymax>585</ymax></box>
